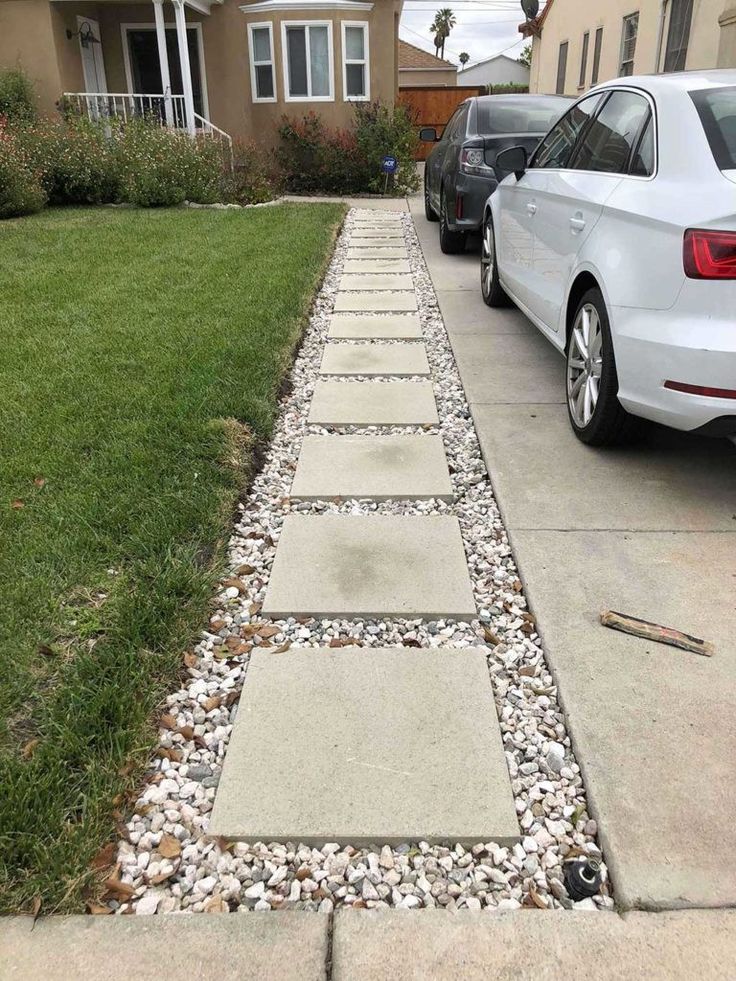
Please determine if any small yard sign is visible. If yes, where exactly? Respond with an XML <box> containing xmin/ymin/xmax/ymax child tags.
<box><xmin>381</xmin><ymin>155</ymin><xmax>399</xmax><ymax>174</ymax></box>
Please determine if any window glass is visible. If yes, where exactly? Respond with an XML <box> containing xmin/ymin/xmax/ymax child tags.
<box><xmin>343</xmin><ymin>24</ymin><xmax>368</xmax><ymax>99</ymax></box>
<box><xmin>345</xmin><ymin>25</ymin><xmax>364</xmax><ymax>60</ymax></box>
<box><xmin>629</xmin><ymin>114</ymin><xmax>654</xmax><ymax>175</ymax></box>
<box><xmin>579</xmin><ymin>32</ymin><xmax>589</xmax><ymax>88</ymax></box>
<box><xmin>620</xmin><ymin>13</ymin><xmax>638</xmax><ymax>76</ymax></box>
<box><xmin>286</xmin><ymin>27</ymin><xmax>308</xmax><ymax>97</ymax></box>
<box><xmin>573</xmin><ymin>90</ymin><xmax>650</xmax><ymax>173</ymax></box>
<box><xmin>664</xmin><ymin>0</ymin><xmax>693</xmax><ymax>72</ymax></box>
<box><xmin>531</xmin><ymin>93</ymin><xmax>603</xmax><ymax>169</ymax></box>
<box><xmin>690</xmin><ymin>86</ymin><xmax>736</xmax><ymax>170</ymax></box>
<box><xmin>250</xmin><ymin>26</ymin><xmax>274</xmax><ymax>101</ymax></box>
<box><xmin>591</xmin><ymin>27</ymin><xmax>603</xmax><ymax>85</ymax></box>
<box><xmin>252</xmin><ymin>27</ymin><xmax>271</xmax><ymax>62</ymax></box>
<box><xmin>475</xmin><ymin>96</ymin><xmax>569</xmax><ymax>135</ymax></box>
<box><xmin>556</xmin><ymin>41</ymin><xmax>568</xmax><ymax>94</ymax></box>
<box><xmin>310</xmin><ymin>26</ymin><xmax>329</xmax><ymax>97</ymax></box>
<box><xmin>285</xmin><ymin>24</ymin><xmax>332</xmax><ymax>99</ymax></box>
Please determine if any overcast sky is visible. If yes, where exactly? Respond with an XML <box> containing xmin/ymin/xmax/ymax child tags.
<box><xmin>399</xmin><ymin>1</ymin><xmax>546</xmax><ymax>69</ymax></box>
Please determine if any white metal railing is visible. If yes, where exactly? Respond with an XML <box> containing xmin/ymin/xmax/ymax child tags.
<box><xmin>63</xmin><ymin>92</ymin><xmax>188</xmax><ymax>129</ymax></box>
<box><xmin>194</xmin><ymin>111</ymin><xmax>234</xmax><ymax>168</ymax></box>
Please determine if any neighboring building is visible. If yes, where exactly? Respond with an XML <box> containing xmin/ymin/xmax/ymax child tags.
<box><xmin>521</xmin><ymin>0</ymin><xmax>736</xmax><ymax>96</ymax></box>
<box><xmin>0</xmin><ymin>0</ymin><xmax>404</xmax><ymax>144</ymax></box>
<box><xmin>457</xmin><ymin>52</ymin><xmax>529</xmax><ymax>88</ymax></box>
<box><xmin>398</xmin><ymin>38</ymin><xmax>456</xmax><ymax>87</ymax></box>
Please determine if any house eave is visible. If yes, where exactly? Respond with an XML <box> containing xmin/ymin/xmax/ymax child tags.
<box><xmin>240</xmin><ymin>0</ymin><xmax>374</xmax><ymax>12</ymax></box>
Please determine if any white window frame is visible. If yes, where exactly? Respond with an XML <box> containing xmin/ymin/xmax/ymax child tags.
<box><xmin>281</xmin><ymin>20</ymin><xmax>335</xmax><ymax>102</ymax></box>
<box><xmin>248</xmin><ymin>21</ymin><xmax>277</xmax><ymax>102</ymax></box>
<box><xmin>341</xmin><ymin>20</ymin><xmax>369</xmax><ymax>102</ymax></box>
<box><xmin>619</xmin><ymin>12</ymin><xmax>639</xmax><ymax>76</ymax></box>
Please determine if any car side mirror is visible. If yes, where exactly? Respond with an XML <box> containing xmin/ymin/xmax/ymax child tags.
<box><xmin>495</xmin><ymin>145</ymin><xmax>528</xmax><ymax>179</ymax></box>
<box><xmin>419</xmin><ymin>127</ymin><xmax>438</xmax><ymax>142</ymax></box>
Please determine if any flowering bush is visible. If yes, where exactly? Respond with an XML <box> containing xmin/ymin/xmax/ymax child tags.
<box><xmin>278</xmin><ymin>102</ymin><xmax>419</xmax><ymax>195</ymax></box>
<box><xmin>22</xmin><ymin>118</ymin><xmax>119</xmax><ymax>204</ymax></box>
<box><xmin>0</xmin><ymin>68</ymin><xmax>37</xmax><ymax>125</ymax></box>
<box><xmin>220</xmin><ymin>139</ymin><xmax>281</xmax><ymax>205</ymax></box>
<box><xmin>0</xmin><ymin>118</ymin><xmax>46</xmax><ymax>218</ymax></box>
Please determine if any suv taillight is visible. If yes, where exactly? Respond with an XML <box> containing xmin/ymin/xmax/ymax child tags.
<box><xmin>683</xmin><ymin>228</ymin><xmax>736</xmax><ymax>279</ymax></box>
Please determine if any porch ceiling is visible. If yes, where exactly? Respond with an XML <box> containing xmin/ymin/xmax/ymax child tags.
<box><xmin>52</xmin><ymin>0</ymin><xmax>224</xmax><ymax>14</ymax></box>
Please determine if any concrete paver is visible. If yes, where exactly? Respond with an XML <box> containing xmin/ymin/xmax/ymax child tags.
<box><xmin>320</xmin><ymin>343</ymin><xmax>429</xmax><ymax>376</ymax></box>
<box><xmin>343</xmin><ymin>259</ymin><xmax>411</xmax><ymax>273</ymax></box>
<box><xmin>209</xmin><ymin>647</ymin><xmax>517</xmax><ymax>844</ymax></box>
<box><xmin>328</xmin><ymin>314</ymin><xmax>422</xmax><ymax>339</ymax></box>
<box><xmin>346</xmin><ymin>247</ymin><xmax>408</xmax><ymax>259</ymax></box>
<box><xmin>261</xmin><ymin>514</ymin><xmax>476</xmax><ymax>619</ymax></box>
<box><xmin>291</xmin><ymin>435</ymin><xmax>453</xmax><ymax>501</ymax></box>
<box><xmin>0</xmin><ymin>913</ymin><xmax>328</xmax><ymax>981</ymax></box>
<box><xmin>334</xmin><ymin>292</ymin><xmax>417</xmax><ymax>312</ymax></box>
<box><xmin>331</xmin><ymin>909</ymin><xmax>736</xmax><ymax>981</ymax></box>
<box><xmin>308</xmin><ymin>381</ymin><xmax>439</xmax><ymax>426</ymax></box>
<box><xmin>351</xmin><ymin>230</ymin><xmax>404</xmax><ymax>240</ymax></box>
<box><xmin>339</xmin><ymin>273</ymin><xmax>414</xmax><ymax>291</ymax></box>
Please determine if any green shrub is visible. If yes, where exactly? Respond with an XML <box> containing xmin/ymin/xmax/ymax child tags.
<box><xmin>277</xmin><ymin>102</ymin><xmax>419</xmax><ymax>196</ymax></box>
<box><xmin>115</xmin><ymin>120</ymin><xmax>222</xmax><ymax>207</ymax></box>
<box><xmin>21</xmin><ymin>118</ymin><xmax>119</xmax><ymax>205</ymax></box>
<box><xmin>220</xmin><ymin>139</ymin><xmax>280</xmax><ymax>205</ymax></box>
<box><xmin>0</xmin><ymin>119</ymin><xmax>46</xmax><ymax>218</ymax></box>
<box><xmin>0</xmin><ymin>68</ymin><xmax>37</xmax><ymax>125</ymax></box>
<box><xmin>484</xmin><ymin>83</ymin><xmax>529</xmax><ymax>95</ymax></box>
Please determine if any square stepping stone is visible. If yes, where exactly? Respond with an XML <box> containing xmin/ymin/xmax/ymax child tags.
<box><xmin>343</xmin><ymin>259</ymin><xmax>411</xmax><ymax>273</ymax></box>
<box><xmin>308</xmin><ymin>381</ymin><xmax>439</xmax><ymax>426</ymax></box>
<box><xmin>328</xmin><ymin>314</ymin><xmax>422</xmax><ymax>340</ymax></box>
<box><xmin>209</xmin><ymin>647</ymin><xmax>518</xmax><ymax>845</ymax></box>
<box><xmin>346</xmin><ymin>247</ymin><xmax>408</xmax><ymax>259</ymax></box>
<box><xmin>262</xmin><ymin>514</ymin><xmax>476</xmax><ymax>619</ymax></box>
<box><xmin>351</xmin><ymin>231</ymin><xmax>404</xmax><ymax>241</ymax></box>
<box><xmin>291</xmin><ymin>435</ymin><xmax>452</xmax><ymax>501</ymax></box>
<box><xmin>320</xmin><ymin>343</ymin><xmax>429</xmax><ymax>376</ymax></box>
<box><xmin>334</xmin><ymin>292</ymin><xmax>417</xmax><ymax>313</ymax></box>
<box><xmin>339</xmin><ymin>274</ymin><xmax>414</xmax><ymax>292</ymax></box>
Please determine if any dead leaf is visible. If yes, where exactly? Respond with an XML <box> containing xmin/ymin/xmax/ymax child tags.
<box><xmin>183</xmin><ymin>651</ymin><xmax>198</xmax><ymax>669</ymax></box>
<box><xmin>86</xmin><ymin>902</ymin><xmax>113</xmax><ymax>915</ymax></box>
<box><xmin>30</xmin><ymin>895</ymin><xmax>42</xmax><ymax>919</ymax></box>
<box><xmin>158</xmin><ymin>833</ymin><xmax>182</xmax><ymax>859</ymax></box>
<box><xmin>518</xmin><ymin>665</ymin><xmax>537</xmax><ymax>677</ymax></box>
<box><xmin>236</xmin><ymin>564</ymin><xmax>257</xmax><ymax>576</ymax></box>
<box><xmin>273</xmin><ymin>641</ymin><xmax>291</xmax><ymax>653</ymax></box>
<box><xmin>528</xmin><ymin>886</ymin><xmax>548</xmax><ymax>909</ymax></box>
<box><xmin>226</xmin><ymin>635</ymin><xmax>244</xmax><ymax>651</ymax></box>
<box><xmin>178</xmin><ymin>725</ymin><xmax>195</xmax><ymax>740</ymax></box>
<box><xmin>225</xmin><ymin>690</ymin><xmax>240</xmax><ymax>707</ymax></box>
<box><xmin>258</xmin><ymin>625</ymin><xmax>280</xmax><ymax>639</ymax></box>
<box><xmin>482</xmin><ymin>627</ymin><xmax>502</xmax><ymax>646</ymax></box>
<box><xmin>160</xmin><ymin>713</ymin><xmax>177</xmax><ymax>730</ymax></box>
<box><xmin>34</xmin><ymin>477</ymin><xmax>46</xmax><ymax>489</ymax></box>
<box><xmin>90</xmin><ymin>842</ymin><xmax>118</xmax><ymax>871</ymax></box>
<box><xmin>148</xmin><ymin>869</ymin><xmax>177</xmax><ymax>885</ymax></box>
<box><xmin>512</xmin><ymin>579</ymin><xmax>523</xmax><ymax>592</ymax></box>
<box><xmin>203</xmin><ymin>696</ymin><xmax>221</xmax><ymax>712</ymax></box>
<box><xmin>103</xmin><ymin>874</ymin><xmax>136</xmax><ymax>899</ymax></box>
<box><xmin>22</xmin><ymin>738</ymin><xmax>40</xmax><ymax>760</ymax></box>
<box><xmin>222</xmin><ymin>577</ymin><xmax>247</xmax><ymax>594</ymax></box>
<box><xmin>210</xmin><ymin>618</ymin><xmax>226</xmax><ymax>632</ymax></box>
<box><xmin>11</xmin><ymin>499</ymin><xmax>24</xmax><ymax>510</ymax></box>
<box><xmin>329</xmin><ymin>638</ymin><xmax>344</xmax><ymax>648</ymax></box>
<box><xmin>204</xmin><ymin>895</ymin><xmax>227</xmax><ymax>913</ymax></box>
<box><xmin>249</xmin><ymin>602</ymin><xmax>262</xmax><ymax>616</ymax></box>
<box><xmin>402</xmin><ymin>638</ymin><xmax>421</xmax><ymax>648</ymax></box>
<box><xmin>216</xmin><ymin>836</ymin><xmax>235</xmax><ymax>853</ymax></box>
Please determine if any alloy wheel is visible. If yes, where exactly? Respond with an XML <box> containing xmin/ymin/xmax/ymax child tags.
<box><xmin>567</xmin><ymin>302</ymin><xmax>604</xmax><ymax>428</ymax></box>
<box><xmin>481</xmin><ymin>219</ymin><xmax>494</xmax><ymax>297</ymax></box>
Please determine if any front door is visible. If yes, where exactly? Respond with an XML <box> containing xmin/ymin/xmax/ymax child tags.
<box><xmin>126</xmin><ymin>27</ymin><xmax>206</xmax><ymax>117</ymax></box>
<box><xmin>77</xmin><ymin>17</ymin><xmax>107</xmax><ymax>93</ymax></box>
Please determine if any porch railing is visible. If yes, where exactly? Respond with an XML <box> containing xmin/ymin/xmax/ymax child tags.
<box><xmin>63</xmin><ymin>92</ymin><xmax>188</xmax><ymax>129</ymax></box>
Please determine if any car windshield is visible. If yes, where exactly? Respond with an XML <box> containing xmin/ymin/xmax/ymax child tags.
<box><xmin>690</xmin><ymin>85</ymin><xmax>736</xmax><ymax>170</ymax></box>
<box><xmin>475</xmin><ymin>97</ymin><xmax>570</xmax><ymax>136</ymax></box>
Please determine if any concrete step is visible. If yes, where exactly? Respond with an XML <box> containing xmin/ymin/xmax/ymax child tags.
<box><xmin>328</xmin><ymin>314</ymin><xmax>422</xmax><ymax>340</ymax></box>
<box><xmin>320</xmin><ymin>343</ymin><xmax>429</xmax><ymax>377</ymax></box>
<box><xmin>343</xmin><ymin>259</ymin><xmax>411</xmax><ymax>273</ymax></box>
<box><xmin>290</xmin><ymin>435</ymin><xmax>453</xmax><ymax>501</ymax></box>
<box><xmin>338</xmin><ymin>274</ymin><xmax>414</xmax><ymax>292</ymax></box>
<box><xmin>261</xmin><ymin>514</ymin><xmax>476</xmax><ymax>619</ymax></box>
<box><xmin>334</xmin><ymin>292</ymin><xmax>417</xmax><ymax>313</ymax></box>
<box><xmin>308</xmin><ymin>381</ymin><xmax>439</xmax><ymax>426</ymax></box>
<box><xmin>209</xmin><ymin>646</ymin><xmax>515</xmax><ymax>845</ymax></box>
<box><xmin>351</xmin><ymin>230</ymin><xmax>404</xmax><ymax>241</ymax></box>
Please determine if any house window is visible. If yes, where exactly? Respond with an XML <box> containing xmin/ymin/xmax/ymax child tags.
<box><xmin>282</xmin><ymin>22</ymin><xmax>334</xmax><ymax>101</ymax></box>
<box><xmin>556</xmin><ymin>41</ymin><xmax>568</xmax><ymax>94</ymax></box>
<box><xmin>664</xmin><ymin>0</ymin><xmax>693</xmax><ymax>72</ymax></box>
<box><xmin>579</xmin><ymin>31</ymin><xmax>590</xmax><ymax>88</ymax></box>
<box><xmin>591</xmin><ymin>27</ymin><xmax>603</xmax><ymax>85</ymax></box>
<box><xmin>342</xmin><ymin>21</ymin><xmax>369</xmax><ymax>101</ymax></box>
<box><xmin>248</xmin><ymin>22</ymin><xmax>275</xmax><ymax>102</ymax></box>
<box><xmin>620</xmin><ymin>13</ymin><xmax>639</xmax><ymax>76</ymax></box>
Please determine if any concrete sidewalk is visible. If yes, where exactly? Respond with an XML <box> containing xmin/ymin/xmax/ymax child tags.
<box><xmin>408</xmin><ymin>194</ymin><xmax>736</xmax><ymax>911</ymax></box>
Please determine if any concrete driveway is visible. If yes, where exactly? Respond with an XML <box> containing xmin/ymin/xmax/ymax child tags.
<box><xmin>409</xmin><ymin>195</ymin><xmax>736</xmax><ymax>911</ymax></box>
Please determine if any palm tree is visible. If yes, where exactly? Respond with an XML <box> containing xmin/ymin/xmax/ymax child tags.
<box><xmin>459</xmin><ymin>52</ymin><xmax>470</xmax><ymax>66</ymax></box>
<box><xmin>430</xmin><ymin>8</ymin><xmax>456</xmax><ymax>60</ymax></box>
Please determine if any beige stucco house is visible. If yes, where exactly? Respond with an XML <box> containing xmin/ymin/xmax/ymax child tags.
<box><xmin>521</xmin><ymin>0</ymin><xmax>736</xmax><ymax>96</ymax></box>
<box><xmin>398</xmin><ymin>38</ymin><xmax>456</xmax><ymax>87</ymax></box>
<box><xmin>0</xmin><ymin>0</ymin><xmax>403</xmax><ymax>144</ymax></box>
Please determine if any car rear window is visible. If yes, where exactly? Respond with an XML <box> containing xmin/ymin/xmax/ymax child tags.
<box><xmin>690</xmin><ymin>86</ymin><xmax>736</xmax><ymax>170</ymax></box>
<box><xmin>475</xmin><ymin>97</ymin><xmax>569</xmax><ymax>135</ymax></box>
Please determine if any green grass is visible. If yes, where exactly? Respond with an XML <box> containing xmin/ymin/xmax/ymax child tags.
<box><xmin>0</xmin><ymin>203</ymin><xmax>345</xmax><ymax>913</ymax></box>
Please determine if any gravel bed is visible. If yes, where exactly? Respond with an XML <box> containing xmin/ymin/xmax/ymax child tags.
<box><xmin>111</xmin><ymin>209</ymin><xmax>612</xmax><ymax>916</ymax></box>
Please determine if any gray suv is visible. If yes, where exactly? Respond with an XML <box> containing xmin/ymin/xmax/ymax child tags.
<box><xmin>422</xmin><ymin>94</ymin><xmax>570</xmax><ymax>253</ymax></box>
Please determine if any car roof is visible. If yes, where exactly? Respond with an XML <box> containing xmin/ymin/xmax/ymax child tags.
<box><xmin>590</xmin><ymin>68</ymin><xmax>736</xmax><ymax>97</ymax></box>
<box><xmin>473</xmin><ymin>93</ymin><xmax>570</xmax><ymax>105</ymax></box>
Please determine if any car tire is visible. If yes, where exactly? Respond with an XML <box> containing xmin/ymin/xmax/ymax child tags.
<box><xmin>480</xmin><ymin>211</ymin><xmax>510</xmax><ymax>308</ymax></box>
<box><xmin>424</xmin><ymin>168</ymin><xmax>438</xmax><ymax>222</ymax></box>
<box><xmin>439</xmin><ymin>189</ymin><xmax>466</xmax><ymax>254</ymax></box>
<box><xmin>566</xmin><ymin>287</ymin><xmax>636</xmax><ymax>446</ymax></box>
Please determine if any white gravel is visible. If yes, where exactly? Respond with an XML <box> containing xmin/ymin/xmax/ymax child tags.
<box><xmin>111</xmin><ymin>208</ymin><xmax>613</xmax><ymax>915</ymax></box>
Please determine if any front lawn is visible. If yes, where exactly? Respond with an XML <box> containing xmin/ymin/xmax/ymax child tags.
<box><xmin>0</xmin><ymin>203</ymin><xmax>344</xmax><ymax>912</ymax></box>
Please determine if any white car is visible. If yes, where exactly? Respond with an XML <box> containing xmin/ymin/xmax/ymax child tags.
<box><xmin>481</xmin><ymin>70</ymin><xmax>736</xmax><ymax>445</ymax></box>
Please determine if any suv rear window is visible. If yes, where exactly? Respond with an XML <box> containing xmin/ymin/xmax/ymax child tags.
<box><xmin>475</xmin><ymin>97</ymin><xmax>569</xmax><ymax>135</ymax></box>
<box><xmin>690</xmin><ymin>86</ymin><xmax>736</xmax><ymax>170</ymax></box>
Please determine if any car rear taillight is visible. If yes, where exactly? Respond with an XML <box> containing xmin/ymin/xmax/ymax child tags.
<box><xmin>459</xmin><ymin>147</ymin><xmax>492</xmax><ymax>176</ymax></box>
<box><xmin>664</xmin><ymin>380</ymin><xmax>736</xmax><ymax>399</ymax></box>
<box><xmin>683</xmin><ymin>228</ymin><xmax>736</xmax><ymax>279</ymax></box>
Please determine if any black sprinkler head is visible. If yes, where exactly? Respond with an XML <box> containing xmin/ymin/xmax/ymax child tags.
<box><xmin>563</xmin><ymin>857</ymin><xmax>603</xmax><ymax>901</ymax></box>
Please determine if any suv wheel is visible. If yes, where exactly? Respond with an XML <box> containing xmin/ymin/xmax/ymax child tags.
<box><xmin>566</xmin><ymin>288</ymin><xmax>636</xmax><ymax>446</ymax></box>
<box><xmin>439</xmin><ymin>190</ymin><xmax>466</xmax><ymax>254</ymax></box>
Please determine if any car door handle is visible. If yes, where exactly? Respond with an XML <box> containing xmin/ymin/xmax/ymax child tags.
<box><xmin>527</xmin><ymin>202</ymin><xmax>537</xmax><ymax>215</ymax></box>
<box><xmin>569</xmin><ymin>216</ymin><xmax>586</xmax><ymax>231</ymax></box>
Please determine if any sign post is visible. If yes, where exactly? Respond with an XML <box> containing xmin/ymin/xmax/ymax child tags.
<box><xmin>381</xmin><ymin>154</ymin><xmax>399</xmax><ymax>194</ymax></box>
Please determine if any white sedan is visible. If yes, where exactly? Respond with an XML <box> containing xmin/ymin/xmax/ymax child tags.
<box><xmin>481</xmin><ymin>70</ymin><xmax>736</xmax><ymax>445</ymax></box>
